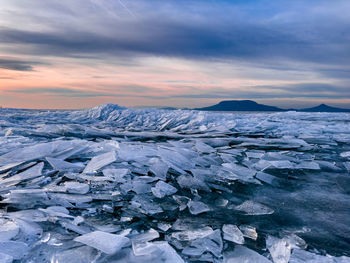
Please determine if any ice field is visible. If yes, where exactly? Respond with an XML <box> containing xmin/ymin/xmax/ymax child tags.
<box><xmin>0</xmin><ymin>104</ymin><xmax>350</xmax><ymax>262</ymax></box>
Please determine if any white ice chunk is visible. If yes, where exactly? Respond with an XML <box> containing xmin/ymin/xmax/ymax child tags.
<box><xmin>239</xmin><ymin>225</ymin><xmax>258</xmax><ymax>240</ymax></box>
<box><xmin>224</xmin><ymin>245</ymin><xmax>272</xmax><ymax>263</ymax></box>
<box><xmin>74</xmin><ymin>231</ymin><xmax>129</xmax><ymax>254</ymax></box>
<box><xmin>8</xmin><ymin>209</ymin><xmax>48</xmax><ymax>222</ymax></box>
<box><xmin>0</xmin><ymin>162</ymin><xmax>23</xmax><ymax>174</ymax></box>
<box><xmin>187</xmin><ymin>201</ymin><xmax>210</xmax><ymax>215</ymax></box>
<box><xmin>268</xmin><ymin>160</ymin><xmax>294</xmax><ymax>169</ymax></box>
<box><xmin>14</xmin><ymin>219</ymin><xmax>42</xmax><ymax>238</ymax></box>
<box><xmin>49</xmin><ymin>193</ymin><xmax>92</xmax><ymax>204</ymax></box>
<box><xmin>158</xmin><ymin>223</ymin><xmax>172</xmax><ymax>232</ymax></box>
<box><xmin>149</xmin><ymin>159</ymin><xmax>168</xmax><ymax>180</ymax></box>
<box><xmin>256</xmin><ymin>172</ymin><xmax>278</xmax><ymax>185</ymax></box>
<box><xmin>0</xmin><ymin>241</ymin><xmax>29</xmax><ymax>260</ymax></box>
<box><xmin>340</xmin><ymin>151</ymin><xmax>350</xmax><ymax>158</ymax></box>
<box><xmin>183</xmin><ymin>230</ymin><xmax>223</xmax><ymax>258</ymax></box>
<box><xmin>64</xmin><ymin>182</ymin><xmax>90</xmax><ymax>194</ymax></box>
<box><xmin>0</xmin><ymin>162</ymin><xmax>44</xmax><ymax>186</ymax></box>
<box><xmin>51</xmin><ymin>246</ymin><xmax>98</xmax><ymax>263</ymax></box>
<box><xmin>177</xmin><ymin>175</ymin><xmax>211</xmax><ymax>192</ymax></box>
<box><xmin>151</xmin><ymin>181</ymin><xmax>177</xmax><ymax>198</ymax></box>
<box><xmin>0</xmin><ymin>252</ymin><xmax>13</xmax><ymax>263</ymax></box>
<box><xmin>289</xmin><ymin>248</ymin><xmax>348</xmax><ymax>263</ymax></box>
<box><xmin>222</xmin><ymin>224</ymin><xmax>244</xmax><ymax>244</ymax></box>
<box><xmin>171</xmin><ymin>227</ymin><xmax>214</xmax><ymax>241</ymax></box>
<box><xmin>132</xmin><ymin>241</ymin><xmax>161</xmax><ymax>256</ymax></box>
<box><xmin>83</xmin><ymin>151</ymin><xmax>117</xmax><ymax>173</ymax></box>
<box><xmin>0</xmin><ymin>221</ymin><xmax>19</xmax><ymax>241</ymax></box>
<box><xmin>153</xmin><ymin>241</ymin><xmax>184</xmax><ymax>263</ymax></box>
<box><xmin>46</xmin><ymin>157</ymin><xmax>83</xmax><ymax>172</ymax></box>
<box><xmin>102</xmin><ymin>168</ymin><xmax>129</xmax><ymax>183</ymax></box>
<box><xmin>266</xmin><ymin>235</ymin><xmax>292</xmax><ymax>263</ymax></box>
<box><xmin>222</xmin><ymin>163</ymin><xmax>256</xmax><ymax>178</ymax></box>
<box><xmin>344</xmin><ymin>162</ymin><xmax>350</xmax><ymax>172</ymax></box>
<box><xmin>296</xmin><ymin>162</ymin><xmax>320</xmax><ymax>170</ymax></box>
<box><xmin>195</xmin><ymin>141</ymin><xmax>215</xmax><ymax>153</ymax></box>
<box><xmin>235</xmin><ymin>200</ymin><xmax>274</xmax><ymax>215</ymax></box>
<box><xmin>0</xmin><ymin>140</ymin><xmax>84</xmax><ymax>166</ymax></box>
<box><xmin>46</xmin><ymin>206</ymin><xmax>69</xmax><ymax>215</ymax></box>
<box><xmin>133</xmin><ymin>228</ymin><xmax>160</xmax><ymax>243</ymax></box>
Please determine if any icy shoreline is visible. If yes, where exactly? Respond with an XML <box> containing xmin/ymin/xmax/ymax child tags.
<box><xmin>0</xmin><ymin>104</ymin><xmax>349</xmax><ymax>262</ymax></box>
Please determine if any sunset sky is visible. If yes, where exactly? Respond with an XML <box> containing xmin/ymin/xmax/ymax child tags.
<box><xmin>0</xmin><ymin>0</ymin><xmax>349</xmax><ymax>109</ymax></box>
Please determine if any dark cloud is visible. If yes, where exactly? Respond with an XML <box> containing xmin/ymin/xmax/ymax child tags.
<box><xmin>0</xmin><ymin>4</ymin><xmax>349</xmax><ymax>68</ymax></box>
<box><xmin>0</xmin><ymin>57</ymin><xmax>44</xmax><ymax>71</ymax></box>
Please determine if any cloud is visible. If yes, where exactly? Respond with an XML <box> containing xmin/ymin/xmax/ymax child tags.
<box><xmin>0</xmin><ymin>0</ymin><xmax>349</xmax><ymax>67</ymax></box>
<box><xmin>5</xmin><ymin>86</ymin><xmax>164</xmax><ymax>98</ymax></box>
<box><xmin>0</xmin><ymin>57</ymin><xmax>44</xmax><ymax>71</ymax></box>
<box><xmin>0</xmin><ymin>0</ymin><xmax>349</xmax><ymax>108</ymax></box>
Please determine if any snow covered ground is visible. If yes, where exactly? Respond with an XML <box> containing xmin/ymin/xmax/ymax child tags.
<box><xmin>0</xmin><ymin>104</ymin><xmax>349</xmax><ymax>262</ymax></box>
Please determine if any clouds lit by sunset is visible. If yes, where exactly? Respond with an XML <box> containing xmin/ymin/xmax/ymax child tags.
<box><xmin>0</xmin><ymin>0</ymin><xmax>349</xmax><ymax>109</ymax></box>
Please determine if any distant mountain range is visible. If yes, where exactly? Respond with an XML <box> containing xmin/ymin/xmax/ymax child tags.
<box><xmin>195</xmin><ymin>100</ymin><xmax>350</xmax><ymax>112</ymax></box>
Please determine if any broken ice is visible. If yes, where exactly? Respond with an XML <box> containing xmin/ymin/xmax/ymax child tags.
<box><xmin>0</xmin><ymin>104</ymin><xmax>349</xmax><ymax>262</ymax></box>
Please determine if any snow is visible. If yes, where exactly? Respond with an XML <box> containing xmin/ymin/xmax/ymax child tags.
<box><xmin>0</xmin><ymin>104</ymin><xmax>349</xmax><ymax>262</ymax></box>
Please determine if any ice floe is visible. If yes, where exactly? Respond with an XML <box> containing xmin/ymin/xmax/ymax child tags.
<box><xmin>0</xmin><ymin>104</ymin><xmax>349</xmax><ymax>262</ymax></box>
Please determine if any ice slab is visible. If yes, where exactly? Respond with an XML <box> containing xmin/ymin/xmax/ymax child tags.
<box><xmin>340</xmin><ymin>151</ymin><xmax>350</xmax><ymax>158</ymax></box>
<box><xmin>83</xmin><ymin>151</ymin><xmax>117</xmax><ymax>173</ymax></box>
<box><xmin>222</xmin><ymin>224</ymin><xmax>244</xmax><ymax>244</ymax></box>
<box><xmin>183</xmin><ymin>229</ymin><xmax>223</xmax><ymax>258</ymax></box>
<box><xmin>187</xmin><ymin>201</ymin><xmax>210</xmax><ymax>215</ymax></box>
<box><xmin>0</xmin><ymin>162</ymin><xmax>44</xmax><ymax>186</ymax></box>
<box><xmin>74</xmin><ymin>231</ymin><xmax>130</xmax><ymax>254</ymax></box>
<box><xmin>102</xmin><ymin>168</ymin><xmax>129</xmax><ymax>183</ymax></box>
<box><xmin>239</xmin><ymin>225</ymin><xmax>258</xmax><ymax>240</ymax></box>
<box><xmin>51</xmin><ymin>246</ymin><xmax>98</xmax><ymax>263</ymax></box>
<box><xmin>0</xmin><ymin>241</ymin><xmax>29</xmax><ymax>260</ymax></box>
<box><xmin>224</xmin><ymin>245</ymin><xmax>272</xmax><ymax>263</ymax></box>
<box><xmin>0</xmin><ymin>252</ymin><xmax>13</xmax><ymax>263</ymax></box>
<box><xmin>0</xmin><ymin>140</ymin><xmax>84</xmax><ymax>166</ymax></box>
<box><xmin>0</xmin><ymin>221</ymin><xmax>19</xmax><ymax>241</ymax></box>
<box><xmin>151</xmin><ymin>181</ymin><xmax>177</xmax><ymax>198</ymax></box>
<box><xmin>152</xmin><ymin>241</ymin><xmax>185</xmax><ymax>263</ymax></box>
<box><xmin>171</xmin><ymin>227</ymin><xmax>214</xmax><ymax>241</ymax></box>
<box><xmin>64</xmin><ymin>181</ymin><xmax>90</xmax><ymax>194</ymax></box>
<box><xmin>46</xmin><ymin>157</ymin><xmax>83</xmax><ymax>172</ymax></box>
<box><xmin>177</xmin><ymin>175</ymin><xmax>211</xmax><ymax>192</ymax></box>
<box><xmin>195</xmin><ymin>141</ymin><xmax>215</xmax><ymax>153</ymax></box>
<box><xmin>235</xmin><ymin>200</ymin><xmax>274</xmax><ymax>215</ymax></box>
<box><xmin>149</xmin><ymin>159</ymin><xmax>168</xmax><ymax>180</ymax></box>
<box><xmin>289</xmin><ymin>248</ymin><xmax>350</xmax><ymax>263</ymax></box>
<box><xmin>266</xmin><ymin>235</ymin><xmax>292</xmax><ymax>263</ymax></box>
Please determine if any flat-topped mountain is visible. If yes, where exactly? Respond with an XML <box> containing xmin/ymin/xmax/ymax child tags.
<box><xmin>195</xmin><ymin>100</ymin><xmax>350</xmax><ymax>112</ymax></box>
<box><xmin>195</xmin><ymin>100</ymin><xmax>285</xmax><ymax>111</ymax></box>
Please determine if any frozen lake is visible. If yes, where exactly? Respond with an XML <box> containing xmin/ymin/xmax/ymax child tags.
<box><xmin>0</xmin><ymin>104</ymin><xmax>349</xmax><ymax>262</ymax></box>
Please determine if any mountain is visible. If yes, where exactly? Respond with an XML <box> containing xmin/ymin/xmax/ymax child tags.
<box><xmin>299</xmin><ymin>104</ymin><xmax>350</xmax><ymax>112</ymax></box>
<box><xmin>195</xmin><ymin>100</ymin><xmax>285</xmax><ymax>111</ymax></box>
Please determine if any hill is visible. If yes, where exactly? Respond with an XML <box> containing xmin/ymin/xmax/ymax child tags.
<box><xmin>195</xmin><ymin>100</ymin><xmax>285</xmax><ymax>111</ymax></box>
<box><xmin>299</xmin><ymin>104</ymin><xmax>350</xmax><ymax>112</ymax></box>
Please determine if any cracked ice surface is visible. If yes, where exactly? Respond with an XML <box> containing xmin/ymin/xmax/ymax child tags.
<box><xmin>0</xmin><ymin>104</ymin><xmax>350</xmax><ymax>262</ymax></box>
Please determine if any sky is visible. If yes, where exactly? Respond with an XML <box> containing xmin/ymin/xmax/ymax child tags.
<box><xmin>0</xmin><ymin>0</ymin><xmax>349</xmax><ymax>109</ymax></box>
